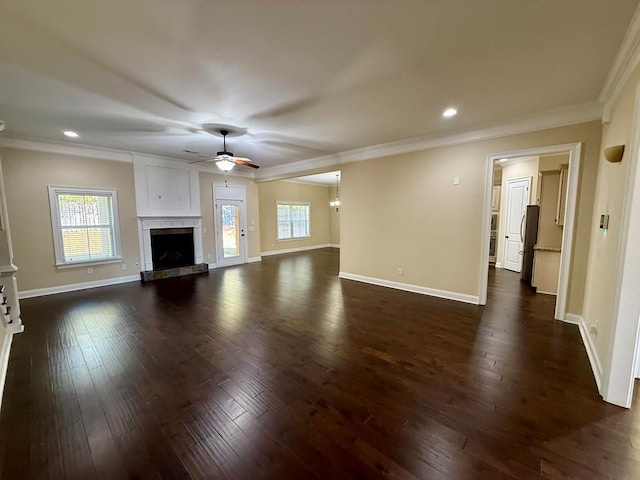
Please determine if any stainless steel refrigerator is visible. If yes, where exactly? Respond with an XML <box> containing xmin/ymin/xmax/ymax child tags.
<box><xmin>521</xmin><ymin>205</ymin><xmax>540</xmax><ymax>284</ymax></box>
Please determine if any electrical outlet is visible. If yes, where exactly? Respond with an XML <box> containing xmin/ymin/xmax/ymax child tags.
<box><xmin>87</xmin><ymin>267</ymin><xmax>93</xmax><ymax>274</ymax></box>
<box><xmin>121</xmin><ymin>263</ymin><xmax>127</xmax><ymax>270</ymax></box>
<box><xmin>207</xmin><ymin>253</ymin><xmax>212</xmax><ymax>259</ymax></box>
<box><xmin>135</xmin><ymin>262</ymin><xmax>139</xmax><ymax>267</ymax></box>
<box><xmin>590</xmin><ymin>324</ymin><xmax>598</xmax><ymax>335</ymax></box>
<box><xmin>397</xmin><ymin>267</ymin><xmax>404</xmax><ymax>276</ymax></box>
<box><xmin>203</xmin><ymin>227</ymin><xmax>208</xmax><ymax>234</ymax></box>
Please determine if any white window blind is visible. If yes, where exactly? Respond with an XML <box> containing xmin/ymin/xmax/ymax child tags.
<box><xmin>48</xmin><ymin>187</ymin><xmax>122</xmax><ymax>266</ymax></box>
<box><xmin>277</xmin><ymin>202</ymin><xmax>310</xmax><ymax>240</ymax></box>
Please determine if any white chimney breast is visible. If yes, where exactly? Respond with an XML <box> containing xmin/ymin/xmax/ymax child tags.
<box><xmin>133</xmin><ymin>155</ymin><xmax>201</xmax><ymax>217</ymax></box>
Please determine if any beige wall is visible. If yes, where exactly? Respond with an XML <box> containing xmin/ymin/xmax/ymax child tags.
<box><xmin>198</xmin><ymin>173</ymin><xmax>261</xmax><ymax>262</ymax></box>
<box><xmin>0</xmin><ymin>148</ymin><xmax>140</xmax><ymax>291</ymax></box>
<box><xmin>582</xmin><ymin>63</ymin><xmax>640</xmax><ymax>367</ymax></box>
<box><xmin>258</xmin><ymin>181</ymin><xmax>332</xmax><ymax>253</ymax></box>
<box><xmin>328</xmin><ymin>185</ymin><xmax>341</xmax><ymax>245</ymax></box>
<box><xmin>495</xmin><ymin>156</ymin><xmax>539</xmax><ymax>266</ymax></box>
<box><xmin>341</xmin><ymin>120</ymin><xmax>602</xmax><ymax>313</ymax></box>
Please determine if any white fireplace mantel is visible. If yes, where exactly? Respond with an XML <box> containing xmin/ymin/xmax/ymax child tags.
<box><xmin>138</xmin><ymin>217</ymin><xmax>203</xmax><ymax>272</ymax></box>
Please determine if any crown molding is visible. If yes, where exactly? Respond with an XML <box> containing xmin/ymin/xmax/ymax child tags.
<box><xmin>0</xmin><ymin>134</ymin><xmax>134</xmax><ymax>162</ymax></box>
<box><xmin>253</xmin><ymin>153</ymin><xmax>340</xmax><ymax>182</ymax></box>
<box><xmin>2</xmin><ymin>100</ymin><xmax>602</xmax><ymax>183</ymax></box>
<box><xmin>255</xmin><ymin>101</ymin><xmax>602</xmax><ymax>181</ymax></box>
<box><xmin>0</xmin><ymin>134</ymin><xmax>256</xmax><ymax>178</ymax></box>
<box><xmin>600</xmin><ymin>3</ymin><xmax>640</xmax><ymax>122</ymax></box>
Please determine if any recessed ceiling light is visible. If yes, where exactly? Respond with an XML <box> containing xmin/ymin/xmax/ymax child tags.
<box><xmin>63</xmin><ymin>130</ymin><xmax>79</xmax><ymax>138</ymax></box>
<box><xmin>442</xmin><ymin>107</ymin><xmax>458</xmax><ymax>118</ymax></box>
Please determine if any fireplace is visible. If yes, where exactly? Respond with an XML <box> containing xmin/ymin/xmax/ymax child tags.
<box><xmin>150</xmin><ymin>228</ymin><xmax>195</xmax><ymax>270</ymax></box>
<box><xmin>138</xmin><ymin>217</ymin><xmax>206</xmax><ymax>281</ymax></box>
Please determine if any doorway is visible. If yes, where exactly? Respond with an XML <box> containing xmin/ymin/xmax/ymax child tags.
<box><xmin>502</xmin><ymin>177</ymin><xmax>531</xmax><ymax>273</ymax></box>
<box><xmin>213</xmin><ymin>184</ymin><xmax>247</xmax><ymax>267</ymax></box>
<box><xmin>479</xmin><ymin>143</ymin><xmax>582</xmax><ymax>322</ymax></box>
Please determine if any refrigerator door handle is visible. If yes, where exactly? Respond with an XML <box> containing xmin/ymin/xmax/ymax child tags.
<box><xmin>520</xmin><ymin>213</ymin><xmax>526</xmax><ymax>242</ymax></box>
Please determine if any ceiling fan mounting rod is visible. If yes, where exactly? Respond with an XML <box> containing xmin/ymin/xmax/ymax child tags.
<box><xmin>219</xmin><ymin>129</ymin><xmax>229</xmax><ymax>155</ymax></box>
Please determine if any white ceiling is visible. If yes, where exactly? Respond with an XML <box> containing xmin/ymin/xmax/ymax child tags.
<box><xmin>0</xmin><ymin>1</ymin><xmax>637</xmax><ymax>176</ymax></box>
<box><xmin>289</xmin><ymin>171</ymin><xmax>340</xmax><ymax>186</ymax></box>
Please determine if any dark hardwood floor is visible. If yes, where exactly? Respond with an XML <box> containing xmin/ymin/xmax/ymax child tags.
<box><xmin>1</xmin><ymin>248</ymin><xmax>639</xmax><ymax>479</ymax></box>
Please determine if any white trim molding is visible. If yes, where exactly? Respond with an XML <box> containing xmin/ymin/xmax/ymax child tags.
<box><xmin>137</xmin><ymin>217</ymin><xmax>203</xmax><ymax>272</ymax></box>
<box><xmin>327</xmin><ymin>244</ymin><xmax>340</xmax><ymax>248</ymax></box>
<box><xmin>601</xmin><ymin>82</ymin><xmax>640</xmax><ymax>408</ymax></box>
<box><xmin>478</xmin><ymin>142</ymin><xmax>581</xmax><ymax>319</ymax></box>
<box><xmin>254</xmin><ymin>102</ymin><xmax>602</xmax><ymax>182</ymax></box>
<box><xmin>0</xmin><ymin>134</ymin><xmax>135</xmax><ymax>163</ymax></box>
<box><xmin>19</xmin><ymin>275</ymin><xmax>140</xmax><ymax>299</ymax></box>
<box><xmin>261</xmin><ymin>244</ymin><xmax>335</xmax><ymax>257</ymax></box>
<box><xmin>0</xmin><ymin>102</ymin><xmax>602</xmax><ymax>185</ymax></box>
<box><xmin>600</xmin><ymin>4</ymin><xmax>640</xmax><ymax>122</ymax></box>
<box><xmin>565</xmin><ymin>314</ymin><xmax>603</xmax><ymax>392</ymax></box>
<box><xmin>0</xmin><ymin>328</ymin><xmax>14</xmax><ymax>411</ymax></box>
<box><xmin>338</xmin><ymin>272</ymin><xmax>479</xmax><ymax>305</ymax></box>
<box><xmin>207</xmin><ymin>257</ymin><xmax>261</xmax><ymax>269</ymax></box>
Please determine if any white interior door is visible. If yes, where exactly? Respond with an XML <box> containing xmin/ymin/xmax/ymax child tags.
<box><xmin>214</xmin><ymin>184</ymin><xmax>247</xmax><ymax>268</ymax></box>
<box><xmin>502</xmin><ymin>177</ymin><xmax>531</xmax><ymax>272</ymax></box>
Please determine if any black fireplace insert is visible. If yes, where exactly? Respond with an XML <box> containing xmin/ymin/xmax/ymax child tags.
<box><xmin>150</xmin><ymin>228</ymin><xmax>195</xmax><ymax>271</ymax></box>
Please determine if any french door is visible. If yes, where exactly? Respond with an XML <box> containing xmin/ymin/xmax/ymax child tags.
<box><xmin>215</xmin><ymin>197</ymin><xmax>247</xmax><ymax>267</ymax></box>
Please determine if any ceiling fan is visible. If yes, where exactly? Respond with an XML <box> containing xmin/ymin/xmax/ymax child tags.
<box><xmin>186</xmin><ymin>129</ymin><xmax>259</xmax><ymax>171</ymax></box>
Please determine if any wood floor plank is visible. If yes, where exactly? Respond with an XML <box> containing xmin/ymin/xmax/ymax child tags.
<box><xmin>1</xmin><ymin>249</ymin><xmax>638</xmax><ymax>479</ymax></box>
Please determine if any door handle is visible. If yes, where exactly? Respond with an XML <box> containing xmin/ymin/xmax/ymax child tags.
<box><xmin>520</xmin><ymin>213</ymin><xmax>526</xmax><ymax>241</ymax></box>
<box><xmin>505</xmin><ymin>235</ymin><xmax>509</xmax><ymax>239</ymax></box>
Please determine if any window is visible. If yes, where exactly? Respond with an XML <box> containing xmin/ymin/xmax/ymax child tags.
<box><xmin>48</xmin><ymin>186</ymin><xmax>122</xmax><ymax>266</ymax></box>
<box><xmin>277</xmin><ymin>202</ymin><xmax>310</xmax><ymax>240</ymax></box>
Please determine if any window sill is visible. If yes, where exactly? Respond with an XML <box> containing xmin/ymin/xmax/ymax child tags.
<box><xmin>276</xmin><ymin>237</ymin><xmax>311</xmax><ymax>243</ymax></box>
<box><xmin>55</xmin><ymin>258</ymin><xmax>123</xmax><ymax>269</ymax></box>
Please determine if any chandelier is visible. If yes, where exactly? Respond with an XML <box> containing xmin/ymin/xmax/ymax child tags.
<box><xmin>329</xmin><ymin>173</ymin><xmax>341</xmax><ymax>212</ymax></box>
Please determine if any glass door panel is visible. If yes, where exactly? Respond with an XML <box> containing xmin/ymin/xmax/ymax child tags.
<box><xmin>221</xmin><ymin>204</ymin><xmax>240</xmax><ymax>258</ymax></box>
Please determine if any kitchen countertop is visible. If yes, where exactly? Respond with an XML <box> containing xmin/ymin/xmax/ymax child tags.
<box><xmin>534</xmin><ymin>245</ymin><xmax>561</xmax><ymax>252</ymax></box>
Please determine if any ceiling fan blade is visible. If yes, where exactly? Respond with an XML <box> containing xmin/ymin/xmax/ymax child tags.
<box><xmin>234</xmin><ymin>158</ymin><xmax>260</xmax><ymax>169</ymax></box>
<box><xmin>184</xmin><ymin>149</ymin><xmax>211</xmax><ymax>158</ymax></box>
<box><xmin>188</xmin><ymin>158</ymin><xmax>214</xmax><ymax>164</ymax></box>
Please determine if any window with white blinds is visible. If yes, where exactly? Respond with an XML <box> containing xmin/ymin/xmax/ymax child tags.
<box><xmin>276</xmin><ymin>202</ymin><xmax>310</xmax><ymax>240</ymax></box>
<box><xmin>48</xmin><ymin>186</ymin><xmax>122</xmax><ymax>266</ymax></box>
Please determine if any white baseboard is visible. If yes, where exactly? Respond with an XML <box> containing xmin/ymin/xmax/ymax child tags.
<box><xmin>338</xmin><ymin>272</ymin><xmax>480</xmax><ymax>305</ymax></box>
<box><xmin>0</xmin><ymin>328</ymin><xmax>13</xmax><ymax>411</ymax></box>
<box><xmin>565</xmin><ymin>313</ymin><xmax>603</xmax><ymax>391</ymax></box>
<box><xmin>261</xmin><ymin>244</ymin><xmax>334</xmax><ymax>257</ymax></box>
<box><xmin>19</xmin><ymin>274</ymin><xmax>140</xmax><ymax>299</ymax></box>
<box><xmin>208</xmin><ymin>257</ymin><xmax>261</xmax><ymax>270</ymax></box>
<box><xmin>535</xmin><ymin>290</ymin><xmax>557</xmax><ymax>296</ymax></box>
<box><xmin>495</xmin><ymin>262</ymin><xmax>503</xmax><ymax>269</ymax></box>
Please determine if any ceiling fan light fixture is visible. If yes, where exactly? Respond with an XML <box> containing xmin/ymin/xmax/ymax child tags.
<box><xmin>216</xmin><ymin>158</ymin><xmax>235</xmax><ymax>172</ymax></box>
